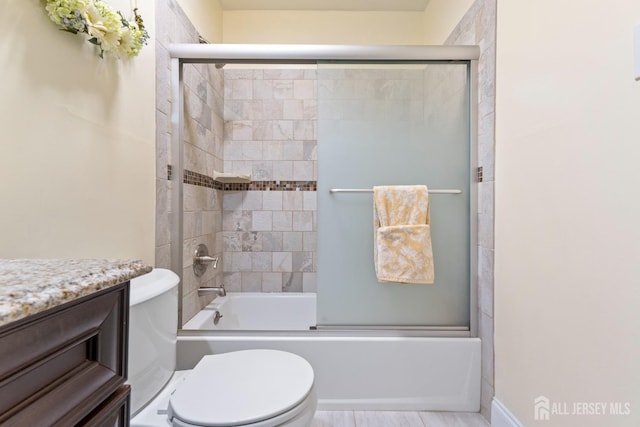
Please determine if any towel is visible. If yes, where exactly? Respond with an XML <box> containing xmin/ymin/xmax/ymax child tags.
<box><xmin>373</xmin><ymin>185</ymin><xmax>435</xmax><ymax>284</ymax></box>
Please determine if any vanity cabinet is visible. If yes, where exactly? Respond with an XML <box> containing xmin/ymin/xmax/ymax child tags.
<box><xmin>0</xmin><ymin>281</ymin><xmax>130</xmax><ymax>426</ymax></box>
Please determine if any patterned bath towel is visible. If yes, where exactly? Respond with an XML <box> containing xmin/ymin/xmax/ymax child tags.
<box><xmin>373</xmin><ymin>185</ymin><xmax>435</xmax><ymax>284</ymax></box>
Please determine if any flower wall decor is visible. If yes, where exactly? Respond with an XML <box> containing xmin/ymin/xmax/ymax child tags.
<box><xmin>44</xmin><ymin>0</ymin><xmax>149</xmax><ymax>58</ymax></box>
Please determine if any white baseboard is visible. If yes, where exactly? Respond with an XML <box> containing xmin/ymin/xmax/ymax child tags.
<box><xmin>491</xmin><ymin>398</ymin><xmax>523</xmax><ymax>427</ymax></box>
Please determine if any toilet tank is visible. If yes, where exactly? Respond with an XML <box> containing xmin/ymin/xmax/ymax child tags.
<box><xmin>128</xmin><ymin>268</ymin><xmax>179</xmax><ymax>416</ymax></box>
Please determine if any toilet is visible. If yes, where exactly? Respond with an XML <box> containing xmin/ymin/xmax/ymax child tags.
<box><xmin>128</xmin><ymin>269</ymin><xmax>317</xmax><ymax>427</ymax></box>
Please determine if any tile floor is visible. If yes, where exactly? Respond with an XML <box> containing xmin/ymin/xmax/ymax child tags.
<box><xmin>312</xmin><ymin>411</ymin><xmax>489</xmax><ymax>427</ymax></box>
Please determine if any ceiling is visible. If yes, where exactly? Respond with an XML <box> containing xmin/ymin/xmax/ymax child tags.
<box><xmin>219</xmin><ymin>0</ymin><xmax>431</xmax><ymax>11</ymax></box>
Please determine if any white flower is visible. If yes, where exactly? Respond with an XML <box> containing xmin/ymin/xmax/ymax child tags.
<box><xmin>45</xmin><ymin>0</ymin><xmax>148</xmax><ymax>58</ymax></box>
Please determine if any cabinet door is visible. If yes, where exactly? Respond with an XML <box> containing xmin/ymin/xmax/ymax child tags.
<box><xmin>0</xmin><ymin>282</ymin><xmax>129</xmax><ymax>425</ymax></box>
<box><xmin>79</xmin><ymin>385</ymin><xmax>131</xmax><ymax>427</ymax></box>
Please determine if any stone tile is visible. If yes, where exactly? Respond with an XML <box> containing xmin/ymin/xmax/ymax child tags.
<box><xmin>303</xmin><ymin>232</ymin><xmax>317</xmax><ymax>252</ymax></box>
<box><xmin>479</xmin><ymin>311</ymin><xmax>494</xmax><ymax>384</ymax></box>
<box><xmin>273</xmin><ymin>161</ymin><xmax>293</xmax><ymax>180</ymax></box>
<box><xmin>478</xmin><ymin>181</ymin><xmax>494</xmax><ymax>219</ymax></box>
<box><xmin>223</xmin><ymin>232</ymin><xmax>241</xmax><ymax>252</ymax></box>
<box><xmin>294</xmin><ymin>120</ymin><xmax>316</xmax><ymax>140</ymax></box>
<box><xmin>252</xmin><ymin>211</ymin><xmax>273</xmax><ymax>231</ymax></box>
<box><xmin>294</xmin><ymin>80</ymin><xmax>316</xmax><ymax>99</ymax></box>
<box><xmin>155</xmin><ymin>244</ymin><xmax>171</xmax><ymax>269</ymax></box>
<box><xmin>241</xmin><ymin>231</ymin><xmax>262</xmax><ymax>252</ymax></box>
<box><xmin>263</xmin><ymin>141</ymin><xmax>283</xmax><ymax>160</ymax></box>
<box><xmin>262</xmin><ymin>99</ymin><xmax>284</xmax><ymax>120</ymax></box>
<box><xmin>263</xmin><ymin>191</ymin><xmax>283</xmax><ymax>210</ymax></box>
<box><xmin>183</xmin><ymin>211</ymin><xmax>196</xmax><ymax>239</ymax></box>
<box><xmin>480</xmin><ymin>378</ymin><xmax>494</xmax><ymax>422</ymax></box>
<box><xmin>222</xmin><ymin>210</ymin><xmax>251</xmax><ymax>232</ymax></box>
<box><xmin>272</xmin><ymin>252</ymin><xmax>292</xmax><ymax>272</ymax></box>
<box><xmin>251</xmin><ymin>252</ymin><xmax>271</xmax><ymax>272</ymax></box>
<box><xmin>293</xmin><ymin>252</ymin><xmax>313</xmax><ymax>272</ymax></box>
<box><xmin>293</xmin><ymin>161</ymin><xmax>314</xmax><ymax>180</ymax></box>
<box><xmin>231</xmin><ymin>252</ymin><xmax>252</xmax><ymax>272</ymax></box>
<box><xmin>223</xmin><ymin>192</ymin><xmax>243</xmax><ymax>212</ymax></box>
<box><xmin>478</xmin><ymin>213</ymin><xmax>494</xmax><ymax>249</ymax></box>
<box><xmin>283</xmin><ymin>191</ymin><xmax>303</xmax><ymax>211</ymax></box>
<box><xmin>303</xmin><ymin>99</ymin><xmax>317</xmax><ymax>120</ymax></box>
<box><xmin>273</xmin><ymin>211</ymin><xmax>293</xmax><ymax>231</ymax></box>
<box><xmin>302</xmin><ymin>191</ymin><xmax>317</xmax><ymax>212</ymax></box>
<box><xmin>303</xmin><ymin>141</ymin><xmax>317</xmax><ymax>160</ymax></box>
<box><xmin>283</xmin><ymin>272</ymin><xmax>303</xmax><ymax>292</ymax></box>
<box><xmin>155</xmin><ymin>182</ymin><xmax>171</xmax><ymax>246</ymax></box>
<box><xmin>283</xmin><ymin>232</ymin><xmax>303</xmax><ymax>252</ymax></box>
<box><xmin>272</xmin><ymin>120</ymin><xmax>294</xmax><ymax>140</ymax></box>
<box><xmin>262</xmin><ymin>232</ymin><xmax>283</xmax><ymax>251</ymax></box>
<box><xmin>273</xmin><ymin>80</ymin><xmax>294</xmax><ymax>99</ymax></box>
<box><xmin>241</xmin><ymin>272</ymin><xmax>261</xmax><ymax>292</ymax></box>
<box><xmin>262</xmin><ymin>272</ymin><xmax>282</xmax><ymax>292</ymax></box>
<box><xmin>201</xmin><ymin>210</ymin><xmax>217</xmax><ymax>235</ymax></box>
<box><xmin>478</xmin><ymin>247</ymin><xmax>494</xmax><ymax>316</ymax></box>
<box><xmin>283</xmin><ymin>99</ymin><xmax>304</xmax><ymax>120</ymax></box>
<box><xmin>253</xmin><ymin>79</ymin><xmax>273</xmax><ymax>99</ymax></box>
<box><xmin>252</xmin><ymin>120</ymin><xmax>273</xmax><ymax>140</ymax></box>
<box><xmin>293</xmin><ymin>211</ymin><xmax>313</xmax><ymax>231</ymax></box>
<box><xmin>242</xmin><ymin>141</ymin><xmax>262</xmax><ymax>161</ymax></box>
<box><xmin>282</xmin><ymin>141</ymin><xmax>304</xmax><ymax>160</ymax></box>
<box><xmin>251</xmin><ymin>162</ymin><xmax>273</xmax><ymax>180</ymax></box>
<box><xmin>223</xmin><ymin>272</ymin><xmax>241</xmax><ymax>292</ymax></box>
<box><xmin>264</xmin><ymin>69</ymin><xmax>304</xmax><ymax>80</ymax></box>
<box><xmin>224</xmin><ymin>140</ymin><xmax>243</xmax><ymax>161</ymax></box>
<box><xmin>303</xmin><ymin>272</ymin><xmax>317</xmax><ymax>293</ymax></box>
<box><xmin>229</xmin><ymin>79</ymin><xmax>252</xmax><ymax>100</ymax></box>
<box><xmin>242</xmin><ymin>191</ymin><xmax>263</xmax><ymax>210</ymax></box>
<box><xmin>232</xmin><ymin>121</ymin><xmax>253</xmax><ymax>140</ymax></box>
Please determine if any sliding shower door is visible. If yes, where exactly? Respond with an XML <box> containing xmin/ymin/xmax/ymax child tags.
<box><xmin>316</xmin><ymin>62</ymin><xmax>471</xmax><ymax>328</ymax></box>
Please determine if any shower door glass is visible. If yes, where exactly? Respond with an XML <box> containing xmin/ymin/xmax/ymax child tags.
<box><xmin>316</xmin><ymin>62</ymin><xmax>471</xmax><ymax>327</ymax></box>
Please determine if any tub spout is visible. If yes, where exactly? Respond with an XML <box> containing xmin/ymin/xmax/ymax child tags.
<box><xmin>198</xmin><ymin>287</ymin><xmax>226</xmax><ymax>297</ymax></box>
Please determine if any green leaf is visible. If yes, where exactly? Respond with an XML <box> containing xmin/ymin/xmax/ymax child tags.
<box><xmin>88</xmin><ymin>37</ymin><xmax>100</xmax><ymax>45</ymax></box>
<box><xmin>60</xmin><ymin>27</ymin><xmax>78</xmax><ymax>34</ymax></box>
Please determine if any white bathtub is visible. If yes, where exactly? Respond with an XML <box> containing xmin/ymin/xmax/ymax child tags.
<box><xmin>183</xmin><ymin>293</ymin><xmax>315</xmax><ymax>330</ymax></box>
<box><xmin>178</xmin><ymin>292</ymin><xmax>481</xmax><ymax>412</ymax></box>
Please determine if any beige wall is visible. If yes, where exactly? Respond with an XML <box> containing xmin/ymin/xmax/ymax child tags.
<box><xmin>495</xmin><ymin>1</ymin><xmax>640</xmax><ymax>426</ymax></box>
<box><xmin>222</xmin><ymin>10</ymin><xmax>425</xmax><ymax>44</ymax></box>
<box><xmin>176</xmin><ymin>0</ymin><xmax>223</xmax><ymax>43</ymax></box>
<box><xmin>423</xmin><ymin>0</ymin><xmax>475</xmax><ymax>44</ymax></box>
<box><xmin>0</xmin><ymin>0</ymin><xmax>156</xmax><ymax>263</ymax></box>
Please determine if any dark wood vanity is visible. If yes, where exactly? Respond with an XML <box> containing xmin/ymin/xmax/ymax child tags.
<box><xmin>0</xmin><ymin>259</ymin><xmax>150</xmax><ymax>426</ymax></box>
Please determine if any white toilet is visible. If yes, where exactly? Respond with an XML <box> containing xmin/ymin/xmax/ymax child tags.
<box><xmin>128</xmin><ymin>269</ymin><xmax>317</xmax><ymax>427</ymax></box>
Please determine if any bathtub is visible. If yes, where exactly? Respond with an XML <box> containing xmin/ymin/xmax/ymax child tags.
<box><xmin>178</xmin><ymin>292</ymin><xmax>481</xmax><ymax>411</ymax></box>
<box><xmin>183</xmin><ymin>293</ymin><xmax>315</xmax><ymax>330</ymax></box>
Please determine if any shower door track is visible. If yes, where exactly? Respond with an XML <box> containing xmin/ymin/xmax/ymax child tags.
<box><xmin>169</xmin><ymin>44</ymin><xmax>480</xmax><ymax>336</ymax></box>
<box><xmin>312</xmin><ymin>325</ymin><xmax>471</xmax><ymax>338</ymax></box>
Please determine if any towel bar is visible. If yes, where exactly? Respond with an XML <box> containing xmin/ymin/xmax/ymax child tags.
<box><xmin>329</xmin><ymin>188</ymin><xmax>463</xmax><ymax>194</ymax></box>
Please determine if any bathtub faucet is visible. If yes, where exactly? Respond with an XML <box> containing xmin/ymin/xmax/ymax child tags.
<box><xmin>197</xmin><ymin>287</ymin><xmax>226</xmax><ymax>297</ymax></box>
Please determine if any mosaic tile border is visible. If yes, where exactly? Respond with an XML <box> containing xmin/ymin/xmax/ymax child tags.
<box><xmin>167</xmin><ymin>165</ymin><xmax>317</xmax><ymax>191</ymax></box>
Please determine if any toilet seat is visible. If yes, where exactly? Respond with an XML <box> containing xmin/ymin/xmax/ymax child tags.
<box><xmin>168</xmin><ymin>349</ymin><xmax>315</xmax><ymax>427</ymax></box>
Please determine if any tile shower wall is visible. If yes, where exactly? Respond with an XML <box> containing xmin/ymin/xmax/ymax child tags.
<box><xmin>446</xmin><ymin>0</ymin><xmax>496</xmax><ymax>421</ymax></box>
<box><xmin>155</xmin><ymin>0</ymin><xmax>224</xmax><ymax>325</ymax></box>
<box><xmin>221</xmin><ymin>69</ymin><xmax>318</xmax><ymax>293</ymax></box>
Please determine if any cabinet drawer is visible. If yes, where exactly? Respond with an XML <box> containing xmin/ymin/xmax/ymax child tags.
<box><xmin>80</xmin><ymin>385</ymin><xmax>131</xmax><ymax>427</ymax></box>
<box><xmin>0</xmin><ymin>282</ymin><xmax>129</xmax><ymax>425</ymax></box>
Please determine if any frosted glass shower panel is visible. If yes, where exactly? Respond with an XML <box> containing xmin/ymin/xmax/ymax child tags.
<box><xmin>317</xmin><ymin>62</ymin><xmax>470</xmax><ymax>327</ymax></box>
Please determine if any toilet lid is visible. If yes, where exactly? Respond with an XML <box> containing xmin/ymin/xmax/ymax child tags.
<box><xmin>169</xmin><ymin>349</ymin><xmax>314</xmax><ymax>427</ymax></box>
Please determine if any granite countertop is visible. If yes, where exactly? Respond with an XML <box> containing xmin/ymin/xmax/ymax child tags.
<box><xmin>0</xmin><ymin>259</ymin><xmax>152</xmax><ymax>327</ymax></box>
